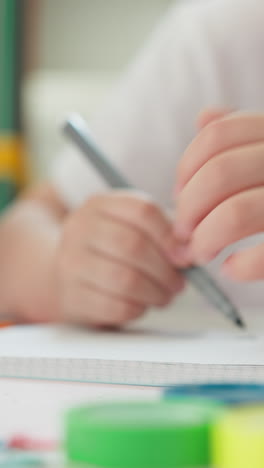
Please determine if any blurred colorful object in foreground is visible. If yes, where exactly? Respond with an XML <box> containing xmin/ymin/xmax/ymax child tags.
<box><xmin>0</xmin><ymin>0</ymin><xmax>28</xmax><ymax>212</ymax></box>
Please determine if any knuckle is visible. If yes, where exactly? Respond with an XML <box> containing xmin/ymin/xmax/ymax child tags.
<box><xmin>205</xmin><ymin>120</ymin><xmax>228</xmax><ymax>152</ymax></box>
<box><xmin>125</xmin><ymin>233</ymin><xmax>148</xmax><ymax>256</ymax></box>
<box><xmin>120</xmin><ymin>269</ymin><xmax>140</xmax><ymax>292</ymax></box>
<box><xmin>137</xmin><ymin>200</ymin><xmax>158</xmax><ymax>221</ymax></box>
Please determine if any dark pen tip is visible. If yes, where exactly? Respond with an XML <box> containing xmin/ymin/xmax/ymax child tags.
<box><xmin>235</xmin><ymin>317</ymin><xmax>246</xmax><ymax>329</ymax></box>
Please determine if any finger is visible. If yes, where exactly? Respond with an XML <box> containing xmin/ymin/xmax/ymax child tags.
<box><xmin>177</xmin><ymin>113</ymin><xmax>264</xmax><ymax>190</ymax></box>
<box><xmin>174</xmin><ymin>108</ymin><xmax>232</xmax><ymax>199</ymax></box>
<box><xmin>197</xmin><ymin>108</ymin><xmax>233</xmax><ymax>130</ymax></box>
<box><xmin>95</xmin><ymin>192</ymin><xmax>178</xmax><ymax>254</ymax></box>
<box><xmin>190</xmin><ymin>187</ymin><xmax>264</xmax><ymax>264</ymax></box>
<box><xmin>63</xmin><ymin>282</ymin><xmax>146</xmax><ymax>327</ymax></box>
<box><xmin>177</xmin><ymin>143</ymin><xmax>264</xmax><ymax>234</ymax></box>
<box><xmin>75</xmin><ymin>248</ymin><xmax>174</xmax><ymax>307</ymax></box>
<box><xmin>223</xmin><ymin>244</ymin><xmax>264</xmax><ymax>282</ymax></box>
<box><xmin>85</xmin><ymin>215</ymin><xmax>184</xmax><ymax>293</ymax></box>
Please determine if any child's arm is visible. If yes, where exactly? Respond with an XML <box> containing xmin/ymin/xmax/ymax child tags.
<box><xmin>0</xmin><ymin>185</ymin><xmax>64</xmax><ymax>323</ymax></box>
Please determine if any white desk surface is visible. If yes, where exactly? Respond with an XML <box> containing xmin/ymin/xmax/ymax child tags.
<box><xmin>0</xmin><ymin>379</ymin><xmax>159</xmax><ymax>440</ymax></box>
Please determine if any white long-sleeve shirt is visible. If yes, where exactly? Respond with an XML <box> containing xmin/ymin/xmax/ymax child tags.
<box><xmin>51</xmin><ymin>0</ymin><xmax>264</xmax><ymax>309</ymax></box>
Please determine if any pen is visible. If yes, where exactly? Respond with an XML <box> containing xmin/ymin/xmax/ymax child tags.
<box><xmin>63</xmin><ymin>114</ymin><xmax>245</xmax><ymax>329</ymax></box>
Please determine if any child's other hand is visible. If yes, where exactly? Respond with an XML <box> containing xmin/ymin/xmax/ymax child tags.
<box><xmin>54</xmin><ymin>192</ymin><xmax>185</xmax><ymax>327</ymax></box>
<box><xmin>175</xmin><ymin>110</ymin><xmax>264</xmax><ymax>281</ymax></box>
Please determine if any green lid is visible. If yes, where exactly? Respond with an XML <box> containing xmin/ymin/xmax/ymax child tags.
<box><xmin>65</xmin><ymin>399</ymin><xmax>223</xmax><ymax>468</ymax></box>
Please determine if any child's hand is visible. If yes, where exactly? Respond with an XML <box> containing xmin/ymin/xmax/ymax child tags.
<box><xmin>54</xmin><ymin>192</ymin><xmax>185</xmax><ymax>327</ymax></box>
<box><xmin>174</xmin><ymin>110</ymin><xmax>264</xmax><ymax>281</ymax></box>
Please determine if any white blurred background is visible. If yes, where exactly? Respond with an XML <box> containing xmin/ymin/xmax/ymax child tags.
<box><xmin>23</xmin><ymin>0</ymin><xmax>174</xmax><ymax>179</ymax></box>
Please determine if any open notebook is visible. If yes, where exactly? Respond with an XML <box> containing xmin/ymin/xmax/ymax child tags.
<box><xmin>0</xmin><ymin>307</ymin><xmax>264</xmax><ymax>386</ymax></box>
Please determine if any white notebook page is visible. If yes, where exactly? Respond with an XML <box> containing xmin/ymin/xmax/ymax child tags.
<box><xmin>0</xmin><ymin>309</ymin><xmax>263</xmax><ymax>366</ymax></box>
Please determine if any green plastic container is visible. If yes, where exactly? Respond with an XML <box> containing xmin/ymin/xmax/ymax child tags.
<box><xmin>65</xmin><ymin>399</ymin><xmax>223</xmax><ymax>468</ymax></box>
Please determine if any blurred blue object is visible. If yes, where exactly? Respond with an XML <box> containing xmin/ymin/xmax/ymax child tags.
<box><xmin>163</xmin><ymin>383</ymin><xmax>264</xmax><ymax>405</ymax></box>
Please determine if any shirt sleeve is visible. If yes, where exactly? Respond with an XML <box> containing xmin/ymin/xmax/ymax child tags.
<box><xmin>50</xmin><ymin>0</ymin><xmax>264</xmax><ymax>210</ymax></box>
